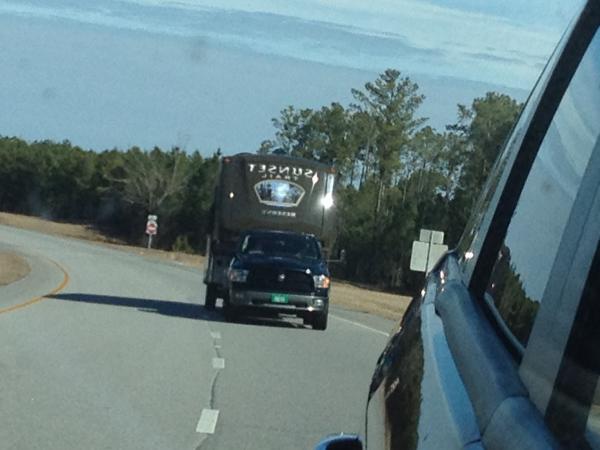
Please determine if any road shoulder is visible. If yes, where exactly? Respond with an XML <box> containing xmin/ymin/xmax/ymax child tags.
<box><xmin>0</xmin><ymin>251</ymin><xmax>30</xmax><ymax>286</ymax></box>
<box><xmin>330</xmin><ymin>305</ymin><xmax>398</xmax><ymax>337</ymax></box>
<box><xmin>0</xmin><ymin>249</ymin><xmax>67</xmax><ymax>312</ymax></box>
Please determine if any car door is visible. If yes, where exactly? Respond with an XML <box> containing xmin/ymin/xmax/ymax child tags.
<box><xmin>365</xmin><ymin>1</ymin><xmax>600</xmax><ymax>449</ymax></box>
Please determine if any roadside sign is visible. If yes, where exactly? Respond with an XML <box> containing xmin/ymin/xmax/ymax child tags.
<box><xmin>419</xmin><ymin>229</ymin><xmax>444</xmax><ymax>244</ymax></box>
<box><xmin>146</xmin><ymin>220</ymin><xmax>158</xmax><ymax>236</ymax></box>
<box><xmin>145</xmin><ymin>214</ymin><xmax>158</xmax><ymax>249</ymax></box>
<box><xmin>410</xmin><ymin>241</ymin><xmax>448</xmax><ymax>272</ymax></box>
<box><xmin>410</xmin><ymin>228</ymin><xmax>448</xmax><ymax>273</ymax></box>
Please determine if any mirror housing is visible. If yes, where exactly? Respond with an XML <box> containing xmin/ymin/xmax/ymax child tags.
<box><xmin>315</xmin><ymin>434</ymin><xmax>363</xmax><ymax>450</ymax></box>
<box><xmin>327</xmin><ymin>248</ymin><xmax>347</xmax><ymax>264</ymax></box>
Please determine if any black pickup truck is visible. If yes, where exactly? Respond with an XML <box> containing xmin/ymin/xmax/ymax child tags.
<box><xmin>226</xmin><ymin>229</ymin><xmax>330</xmax><ymax>329</ymax></box>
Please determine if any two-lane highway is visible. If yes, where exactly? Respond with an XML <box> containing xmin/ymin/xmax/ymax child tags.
<box><xmin>0</xmin><ymin>225</ymin><xmax>392</xmax><ymax>450</ymax></box>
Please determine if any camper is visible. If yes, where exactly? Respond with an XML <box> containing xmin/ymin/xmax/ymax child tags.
<box><xmin>204</xmin><ymin>152</ymin><xmax>336</xmax><ymax>329</ymax></box>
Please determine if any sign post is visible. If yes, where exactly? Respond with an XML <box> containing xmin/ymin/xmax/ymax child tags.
<box><xmin>145</xmin><ymin>214</ymin><xmax>158</xmax><ymax>249</ymax></box>
<box><xmin>410</xmin><ymin>229</ymin><xmax>448</xmax><ymax>274</ymax></box>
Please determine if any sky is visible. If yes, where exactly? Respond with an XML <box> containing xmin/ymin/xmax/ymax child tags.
<box><xmin>0</xmin><ymin>0</ymin><xmax>583</xmax><ymax>154</ymax></box>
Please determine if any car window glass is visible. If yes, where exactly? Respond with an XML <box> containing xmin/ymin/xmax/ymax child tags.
<box><xmin>485</xmin><ymin>29</ymin><xmax>600</xmax><ymax>347</ymax></box>
<box><xmin>456</xmin><ymin>24</ymin><xmax>571</xmax><ymax>271</ymax></box>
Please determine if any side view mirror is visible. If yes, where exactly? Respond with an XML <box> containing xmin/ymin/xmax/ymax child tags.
<box><xmin>327</xmin><ymin>249</ymin><xmax>347</xmax><ymax>264</ymax></box>
<box><xmin>315</xmin><ymin>434</ymin><xmax>363</xmax><ymax>450</ymax></box>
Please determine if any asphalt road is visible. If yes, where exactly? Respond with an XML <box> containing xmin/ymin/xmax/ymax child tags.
<box><xmin>0</xmin><ymin>225</ymin><xmax>394</xmax><ymax>450</ymax></box>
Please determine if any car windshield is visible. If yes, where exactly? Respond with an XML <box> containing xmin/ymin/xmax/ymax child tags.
<box><xmin>241</xmin><ymin>233</ymin><xmax>321</xmax><ymax>260</ymax></box>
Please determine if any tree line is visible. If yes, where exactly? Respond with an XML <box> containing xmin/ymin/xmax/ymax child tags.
<box><xmin>0</xmin><ymin>69</ymin><xmax>521</xmax><ymax>293</ymax></box>
<box><xmin>0</xmin><ymin>139</ymin><xmax>219</xmax><ymax>252</ymax></box>
<box><xmin>259</xmin><ymin>69</ymin><xmax>522</xmax><ymax>291</ymax></box>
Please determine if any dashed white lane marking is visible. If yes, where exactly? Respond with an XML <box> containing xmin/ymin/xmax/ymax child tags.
<box><xmin>196</xmin><ymin>409</ymin><xmax>219</xmax><ymax>434</ymax></box>
<box><xmin>214</xmin><ymin>344</ymin><xmax>222</xmax><ymax>349</ymax></box>
<box><xmin>330</xmin><ymin>314</ymin><xmax>389</xmax><ymax>337</ymax></box>
<box><xmin>210</xmin><ymin>331</ymin><xmax>221</xmax><ymax>340</ymax></box>
<box><xmin>212</xmin><ymin>357</ymin><xmax>225</xmax><ymax>369</ymax></box>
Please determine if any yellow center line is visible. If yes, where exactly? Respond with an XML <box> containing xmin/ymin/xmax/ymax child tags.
<box><xmin>0</xmin><ymin>258</ymin><xmax>70</xmax><ymax>315</ymax></box>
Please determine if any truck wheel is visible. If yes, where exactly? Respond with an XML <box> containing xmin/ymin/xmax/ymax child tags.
<box><xmin>222</xmin><ymin>293</ymin><xmax>238</xmax><ymax>321</ymax></box>
<box><xmin>312</xmin><ymin>311</ymin><xmax>328</xmax><ymax>330</ymax></box>
<box><xmin>223</xmin><ymin>303</ymin><xmax>238</xmax><ymax>322</ymax></box>
<box><xmin>204</xmin><ymin>284</ymin><xmax>217</xmax><ymax>310</ymax></box>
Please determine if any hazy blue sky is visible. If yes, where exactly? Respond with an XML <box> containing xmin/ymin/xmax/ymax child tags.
<box><xmin>0</xmin><ymin>0</ymin><xmax>583</xmax><ymax>154</ymax></box>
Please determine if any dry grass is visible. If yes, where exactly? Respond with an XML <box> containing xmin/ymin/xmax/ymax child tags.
<box><xmin>0</xmin><ymin>212</ymin><xmax>122</xmax><ymax>244</ymax></box>
<box><xmin>0</xmin><ymin>212</ymin><xmax>203</xmax><ymax>267</ymax></box>
<box><xmin>0</xmin><ymin>211</ymin><xmax>411</xmax><ymax>320</ymax></box>
<box><xmin>330</xmin><ymin>281</ymin><xmax>411</xmax><ymax>321</ymax></box>
<box><xmin>0</xmin><ymin>251</ymin><xmax>31</xmax><ymax>286</ymax></box>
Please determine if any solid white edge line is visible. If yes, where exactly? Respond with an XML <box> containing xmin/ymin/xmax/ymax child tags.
<box><xmin>330</xmin><ymin>314</ymin><xmax>390</xmax><ymax>337</ymax></box>
<box><xmin>212</xmin><ymin>357</ymin><xmax>225</xmax><ymax>369</ymax></box>
<box><xmin>196</xmin><ymin>409</ymin><xmax>219</xmax><ymax>434</ymax></box>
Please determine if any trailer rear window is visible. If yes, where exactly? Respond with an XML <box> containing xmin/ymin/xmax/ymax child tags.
<box><xmin>254</xmin><ymin>180</ymin><xmax>305</xmax><ymax>207</ymax></box>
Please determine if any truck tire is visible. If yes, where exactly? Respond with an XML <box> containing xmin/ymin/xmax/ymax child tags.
<box><xmin>312</xmin><ymin>311</ymin><xmax>328</xmax><ymax>330</ymax></box>
<box><xmin>223</xmin><ymin>303</ymin><xmax>238</xmax><ymax>322</ymax></box>
<box><xmin>221</xmin><ymin>293</ymin><xmax>238</xmax><ymax>322</ymax></box>
<box><xmin>205</xmin><ymin>284</ymin><xmax>217</xmax><ymax>310</ymax></box>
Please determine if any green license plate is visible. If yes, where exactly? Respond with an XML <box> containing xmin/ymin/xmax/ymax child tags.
<box><xmin>271</xmin><ymin>293</ymin><xmax>289</xmax><ymax>304</ymax></box>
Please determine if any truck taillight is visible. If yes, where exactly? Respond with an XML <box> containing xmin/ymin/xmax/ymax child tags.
<box><xmin>321</xmin><ymin>194</ymin><xmax>334</xmax><ymax>209</ymax></box>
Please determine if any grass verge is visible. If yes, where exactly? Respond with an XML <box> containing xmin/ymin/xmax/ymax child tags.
<box><xmin>0</xmin><ymin>251</ymin><xmax>31</xmax><ymax>286</ymax></box>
